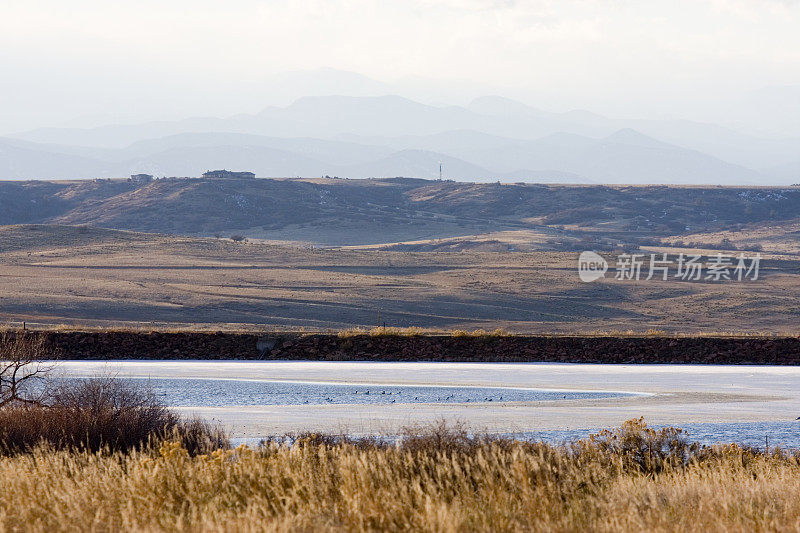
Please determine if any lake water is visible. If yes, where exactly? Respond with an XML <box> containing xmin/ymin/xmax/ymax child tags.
<box><xmin>53</xmin><ymin>361</ymin><xmax>800</xmax><ymax>448</ymax></box>
<box><xmin>117</xmin><ymin>377</ymin><xmax>629</xmax><ymax>406</ymax></box>
<box><xmin>231</xmin><ymin>421</ymin><xmax>800</xmax><ymax>450</ymax></box>
<box><xmin>511</xmin><ymin>421</ymin><xmax>800</xmax><ymax>450</ymax></box>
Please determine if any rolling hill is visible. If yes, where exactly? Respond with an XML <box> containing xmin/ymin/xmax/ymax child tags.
<box><xmin>3</xmin><ymin>177</ymin><xmax>800</xmax><ymax>250</ymax></box>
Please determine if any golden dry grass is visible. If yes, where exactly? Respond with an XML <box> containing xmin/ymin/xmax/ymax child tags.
<box><xmin>450</xmin><ymin>328</ymin><xmax>512</xmax><ymax>338</ymax></box>
<box><xmin>337</xmin><ymin>326</ymin><xmax>430</xmax><ymax>338</ymax></box>
<box><xmin>0</xmin><ymin>420</ymin><xmax>798</xmax><ymax>532</ymax></box>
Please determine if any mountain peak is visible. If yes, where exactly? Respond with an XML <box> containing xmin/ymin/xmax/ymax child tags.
<box><xmin>604</xmin><ymin>128</ymin><xmax>668</xmax><ymax>148</ymax></box>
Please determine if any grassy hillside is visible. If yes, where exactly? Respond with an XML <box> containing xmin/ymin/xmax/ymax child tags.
<box><xmin>2</xmin><ymin>178</ymin><xmax>800</xmax><ymax>249</ymax></box>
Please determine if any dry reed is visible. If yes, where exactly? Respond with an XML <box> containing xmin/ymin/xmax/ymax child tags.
<box><xmin>0</xmin><ymin>419</ymin><xmax>797</xmax><ymax>532</ymax></box>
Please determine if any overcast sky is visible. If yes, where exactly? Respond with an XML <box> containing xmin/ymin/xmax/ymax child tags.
<box><xmin>1</xmin><ymin>0</ymin><xmax>799</xmax><ymax>134</ymax></box>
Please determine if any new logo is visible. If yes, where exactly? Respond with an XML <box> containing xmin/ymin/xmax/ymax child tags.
<box><xmin>578</xmin><ymin>251</ymin><xmax>608</xmax><ymax>282</ymax></box>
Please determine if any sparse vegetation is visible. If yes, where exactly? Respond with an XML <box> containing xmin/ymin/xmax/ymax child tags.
<box><xmin>338</xmin><ymin>326</ymin><xmax>429</xmax><ymax>338</ymax></box>
<box><xmin>0</xmin><ymin>419</ymin><xmax>797</xmax><ymax>531</ymax></box>
<box><xmin>337</xmin><ymin>327</ymin><xmax>368</xmax><ymax>338</ymax></box>
<box><xmin>451</xmin><ymin>327</ymin><xmax>512</xmax><ymax>338</ymax></box>
<box><xmin>337</xmin><ymin>327</ymin><xmax>516</xmax><ymax>339</ymax></box>
<box><xmin>368</xmin><ymin>326</ymin><xmax>425</xmax><ymax>337</ymax></box>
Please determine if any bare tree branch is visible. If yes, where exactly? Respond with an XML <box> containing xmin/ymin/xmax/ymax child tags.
<box><xmin>0</xmin><ymin>331</ymin><xmax>57</xmax><ymax>407</ymax></box>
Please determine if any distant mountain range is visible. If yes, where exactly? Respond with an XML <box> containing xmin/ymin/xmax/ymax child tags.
<box><xmin>1</xmin><ymin>95</ymin><xmax>798</xmax><ymax>184</ymax></box>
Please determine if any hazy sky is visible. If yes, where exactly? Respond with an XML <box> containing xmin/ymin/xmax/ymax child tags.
<box><xmin>1</xmin><ymin>0</ymin><xmax>799</xmax><ymax>134</ymax></box>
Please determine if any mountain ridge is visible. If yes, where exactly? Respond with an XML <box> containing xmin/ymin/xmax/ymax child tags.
<box><xmin>4</xmin><ymin>94</ymin><xmax>797</xmax><ymax>183</ymax></box>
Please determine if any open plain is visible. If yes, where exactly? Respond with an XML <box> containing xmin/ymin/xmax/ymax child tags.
<box><xmin>1</xmin><ymin>224</ymin><xmax>799</xmax><ymax>333</ymax></box>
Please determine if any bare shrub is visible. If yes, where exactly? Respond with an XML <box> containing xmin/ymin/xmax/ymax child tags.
<box><xmin>398</xmin><ymin>419</ymin><xmax>487</xmax><ymax>454</ymax></box>
<box><xmin>47</xmin><ymin>377</ymin><xmax>178</xmax><ymax>450</ymax></box>
<box><xmin>0</xmin><ymin>377</ymin><xmax>228</xmax><ymax>455</ymax></box>
<box><xmin>165</xmin><ymin>417</ymin><xmax>230</xmax><ymax>456</ymax></box>
<box><xmin>577</xmin><ymin>417</ymin><xmax>701</xmax><ymax>474</ymax></box>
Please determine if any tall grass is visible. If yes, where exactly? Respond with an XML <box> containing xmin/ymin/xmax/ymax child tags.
<box><xmin>0</xmin><ymin>419</ymin><xmax>797</xmax><ymax>532</ymax></box>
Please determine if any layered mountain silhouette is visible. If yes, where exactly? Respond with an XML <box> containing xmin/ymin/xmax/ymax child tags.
<box><xmin>3</xmin><ymin>95</ymin><xmax>798</xmax><ymax>184</ymax></box>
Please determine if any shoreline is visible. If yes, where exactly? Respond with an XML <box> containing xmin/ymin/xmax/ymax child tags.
<box><xmin>54</xmin><ymin>360</ymin><xmax>800</xmax><ymax>438</ymax></box>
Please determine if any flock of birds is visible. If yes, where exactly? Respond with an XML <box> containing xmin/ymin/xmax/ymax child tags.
<box><xmin>299</xmin><ymin>389</ymin><xmax>510</xmax><ymax>404</ymax></box>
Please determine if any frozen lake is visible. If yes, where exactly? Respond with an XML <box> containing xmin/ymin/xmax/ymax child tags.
<box><xmin>54</xmin><ymin>360</ymin><xmax>800</xmax><ymax>447</ymax></box>
<box><xmin>81</xmin><ymin>377</ymin><xmax>629</xmax><ymax>406</ymax></box>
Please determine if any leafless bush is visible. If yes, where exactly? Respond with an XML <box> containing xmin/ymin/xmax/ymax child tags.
<box><xmin>398</xmin><ymin>419</ymin><xmax>479</xmax><ymax>453</ymax></box>
<box><xmin>163</xmin><ymin>417</ymin><xmax>230</xmax><ymax>456</ymax></box>
<box><xmin>575</xmin><ymin>416</ymin><xmax>701</xmax><ymax>474</ymax></box>
<box><xmin>0</xmin><ymin>377</ymin><xmax>228</xmax><ymax>455</ymax></box>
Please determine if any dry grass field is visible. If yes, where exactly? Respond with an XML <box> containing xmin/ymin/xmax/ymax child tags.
<box><xmin>4</xmin><ymin>179</ymin><xmax>800</xmax><ymax>251</ymax></box>
<box><xmin>1</xmin><ymin>224</ymin><xmax>800</xmax><ymax>334</ymax></box>
<box><xmin>660</xmin><ymin>217</ymin><xmax>800</xmax><ymax>255</ymax></box>
<box><xmin>0</xmin><ymin>420</ymin><xmax>798</xmax><ymax>532</ymax></box>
